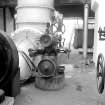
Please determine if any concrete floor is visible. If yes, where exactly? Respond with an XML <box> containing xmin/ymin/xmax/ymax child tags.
<box><xmin>14</xmin><ymin>52</ymin><xmax>105</xmax><ymax>105</ymax></box>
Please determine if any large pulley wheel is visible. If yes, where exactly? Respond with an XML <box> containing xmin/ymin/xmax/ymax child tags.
<box><xmin>96</xmin><ymin>54</ymin><xmax>105</xmax><ymax>94</ymax></box>
<box><xmin>38</xmin><ymin>59</ymin><xmax>56</xmax><ymax>77</ymax></box>
<box><xmin>0</xmin><ymin>31</ymin><xmax>19</xmax><ymax>87</ymax></box>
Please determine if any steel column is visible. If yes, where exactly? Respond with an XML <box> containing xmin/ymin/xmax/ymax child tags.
<box><xmin>83</xmin><ymin>3</ymin><xmax>89</xmax><ymax>59</ymax></box>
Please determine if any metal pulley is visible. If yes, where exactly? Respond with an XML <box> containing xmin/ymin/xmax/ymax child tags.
<box><xmin>0</xmin><ymin>30</ymin><xmax>19</xmax><ymax>88</ymax></box>
<box><xmin>37</xmin><ymin>57</ymin><xmax>56</xmax><ymax>77</ymax></box>
<box><xmin>40</xmin><ymin>34</ymin><xmax>52</xmax><ymax>48</ymax></box>
<box><xmin>96</xmin><ymin>53</ymin><xmax>105</xmax><ymax>94</ymax></box>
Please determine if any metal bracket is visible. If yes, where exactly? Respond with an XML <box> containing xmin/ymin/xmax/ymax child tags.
<box><xmin>98</xmin><ymin>27</ymin><xmax>105</xmax><ymax>40</ymax></box>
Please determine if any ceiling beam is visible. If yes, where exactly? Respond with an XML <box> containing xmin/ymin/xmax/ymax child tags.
<box><xmin>54</xmin><ymin>0</ymin><xmax>91</xmax><ymax>6</ymax></box>
<box><xmin>0</xmin><ymin>0</ymin><xmax>17</xmax><ymax>7</ymax></box>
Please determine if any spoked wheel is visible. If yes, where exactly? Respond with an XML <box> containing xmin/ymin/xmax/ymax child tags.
<box><xmin>96</xmin><ymin>54</ymin><xmax>105</xmax><ymax>94</ymax></box>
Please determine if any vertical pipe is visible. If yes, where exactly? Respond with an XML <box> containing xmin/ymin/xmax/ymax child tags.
<box><xmin>13</xmin><ymin>18</ymin><xmax>16</xmax><ymax>30</ymax></box>
<box><xmin>3</xmin><ymin>8</ymin><xmax>6</xmax><ymax>32</ymax></box>
<box><xmin>83</xmin><ymin>3</ymin><xmax>89</xmax><ymax>59</ymax></box>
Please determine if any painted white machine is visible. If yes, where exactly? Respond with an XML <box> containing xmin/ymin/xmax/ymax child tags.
<box><xmin>11</xmin><ymin>27</ymin><xmax>43</xmax><ymax>81</ymax></box>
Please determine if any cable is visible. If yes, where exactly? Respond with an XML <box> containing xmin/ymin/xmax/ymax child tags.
<box><xmin>18</xmin><ymin>50</ymin><xmax>36</xmax><ymax>72</ymax></box>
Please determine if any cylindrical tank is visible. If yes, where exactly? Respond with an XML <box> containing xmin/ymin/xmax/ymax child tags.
<box><xmin>12</xmin><ymin>27</ymin><xmax>43</xmax><ymax>80</ymax></box>
<box><xmin>16</xmin><ymin>0</ymin><xmax>54</xmax><ymax>32</ymax></box>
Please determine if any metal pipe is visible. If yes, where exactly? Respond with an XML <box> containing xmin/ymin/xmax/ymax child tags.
<box><xmin>3</xmin><ymin>8</ymin><xmax>6</xmax><ymax>32</ymax></box>
<box><xmin>83</xmin><ymin>3</ymin><xmax>89</xmax><ymax>59</ymax></box>
<box><xmin>13</xmin><ymin>18</ymin><xmax>16</xmax><ymax>30</ymax></box>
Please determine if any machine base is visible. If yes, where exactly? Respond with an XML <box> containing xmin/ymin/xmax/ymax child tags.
<box><xmin>35</xmin><ymin>74</ymin><xmax>65</xmax><ymax>90</ymax></box>
<box><xmin>2</xmin><ymin>69</ymin><xmax>20</xmax><ymax>97</ymax></box>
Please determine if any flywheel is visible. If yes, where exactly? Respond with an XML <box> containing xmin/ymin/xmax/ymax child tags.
<box><xmin>96</xmin><ymin>53</ymin><xmax>105</xmax><ymax>94</ymax></box>
<box><xmin>0</xmin><ymin>30</ymin><xmax>19</xmax><ymax>88</ymax></box>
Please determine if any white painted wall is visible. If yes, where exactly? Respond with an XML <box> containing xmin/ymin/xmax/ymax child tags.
<box><xmin>63</xmin><ymin>17</ymin><xmax>94</xmax><ymax>51</ymax></box>
<box><xmin>91</xmin><ymin>0</ymin><xmax>105</xmax><ymax>65</ymax></box>
<box><xmin>63</xmin><ymin>18</ymin><xmax>83</xmax><ymax>49</ymax></box>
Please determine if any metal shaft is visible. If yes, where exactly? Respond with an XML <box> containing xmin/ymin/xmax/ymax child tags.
<box><xmin>83</xmin><ymin>3</ymin><xmax>89</xmax><ymax>59</ymax></box>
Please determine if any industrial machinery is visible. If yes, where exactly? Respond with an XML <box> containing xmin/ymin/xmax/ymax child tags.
<box><xmin>12</xmin><ymin>6</ymin><xmax>69</xmax><ymax>90</ymax></box>
<box><xmin>12</xmin><ymin>0</ymin><xmax>69</xmax><ymax>89</ymax></box>
<box><xmin>0</xmin><ymin>30</ymin><xmax>20</xmax><ymax>97</ymax></box>
<box><xmin>28</xmin><ymin>22</ymin><xmax>68</xmax><ymax>90</ymax></box>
